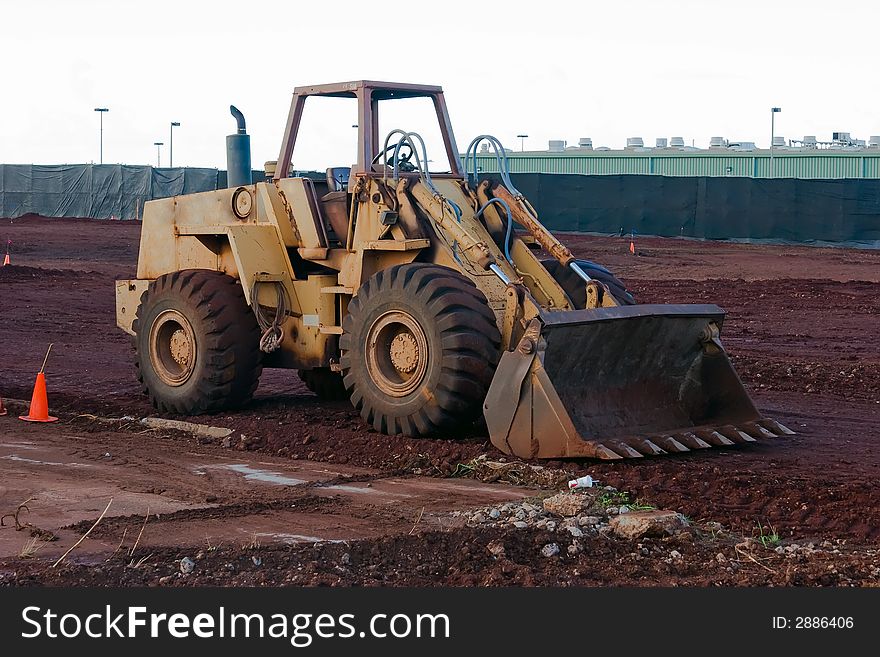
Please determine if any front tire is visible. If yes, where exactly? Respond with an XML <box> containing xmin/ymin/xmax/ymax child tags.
<box><xmin>133</xmin><ymin>269</ymin><xmax>262</xmax><ymax>414</ymax></box>
<box><xmin>298</xmin><ymin>368</ymin><xmax>348</xmax><ymax>401</ymax></box>
<box><xmin>542</xmin><ymin>258</ymin><xmax>635</xmax><ymax>307</ymax></box>
<box><xmin>340</xmin><ymin>264</ymin><xmax>500</xmax><ymax>436</ymax></box>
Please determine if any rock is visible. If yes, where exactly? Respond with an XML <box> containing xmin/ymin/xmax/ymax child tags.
<box><xmin>521</xmin><ymin>503</ymin><xmax>537</xmax><ymax>513</ymax></box>
<box><xmin>609</xmin><ymin>510</ymin><xmax>689</xmax><ymax>540</ymax></box>
<box><xmin>488</xmin><ymin>508</ymin><xmax>501</xmax><ymax>520</ymax></box>
<box><xmin>578</xmin><ymin>515</ymin><xmax>601</xmax><ymax>526</ymax></box>
<box><xmin>567</xmin><ymin>526</ymin><xmax>584</xmax><ymax>538</ymax></box>
<box><xmin>513</xmin><ymin>521</ymin><xmax>528</xmax><ymax>529</ymax></box>
<box><xmin>617</xmin><ymin>505</ymin><xmax>631</xmax><ymax>514</ymax></box>
<box><xmin>221</xmin><ymin>436</ymin><xmax>233</xmax><ymax>449</ymax></box>
<box><xmin>179</xmin><ymin>557</ymin><xmax>195</xmax><ymax>575</ymax></box>
<box><xmin>567</xmin><ymin>541</ymin><xmax>582</xmax><ymax>555</ymax></box>
<box><xmin>543</xmin><ymin>493</ymin><xmax>586</xmax><ymax>517</ymax></box>
<box><xmin>607</xmin><ymin>507</ymin><xmax>619</xmax><ymax>516</ymax></box>
<box><xmin>716</xmin><ymin>552</ymin><xmax>727</xmax><ymax>563</ymax></box>
<box><xmin>158</xmin><ymin>575</ymin><xmax>173</xmax><ymax>585</ymax></box>
<box><xmin>669</xmin><ymin>550</ymin><xmax>682</xmax><ymax>560</ymax></box>
<box><xmin>341</xmin><ymin>552</ymin><xmax>351</xmax><ymax>565</ymax></box>
<box><xmin>535</xmin><ymin>519</ymin><xmax>548</xmax><ymax>529</ymax></box>
<box><xmin>470</xmin><ymin>512</ymin><xmax>487</xmax><ymax>524</ymax></box>
<box><xmin>546</xmin><ymin>520</ymin><xmax>557</xmax><ymax>531</ymax></box>
<box><xmin>515</xmin><ymin>509</ymin><xmax>526</xmax><ymax>521</ymax></box>
<box><xmin>251</xmin><ymin>556</ymin><xmax>262</xmax><ymax>567</ymax></box>
<box><xmin>487</xmin><ymin>541</ymin><xmax>506</xmax><ymax>558</ymax></box>
<box><xmin>541</xmin><ymin>543</ymin><xmax>560</xmax><ymax>558</ymax></box>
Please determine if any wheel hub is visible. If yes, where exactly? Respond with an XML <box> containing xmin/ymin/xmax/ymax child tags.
<box><xmin>149</xmin><ymin>309</ymin><xmax>197</xmax><ymax>387</ymax></box>
<box><xmin>389</xmin><ymin>332</ymin><xmax>419</xmax><ymax>373</ymax></box>
<box><xmin>365</xmin><ymin>310</ymin><xmax>429</xmax><ymax>398</ymax></box>
<box><xmin>169</xmin><ymin>329</ymin><xmax>192</xmax><ymax>366</ymax></box>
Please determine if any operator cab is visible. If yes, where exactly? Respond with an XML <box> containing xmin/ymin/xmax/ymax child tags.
<box><xmin>273</xmin><ymin>81</ymin><xmax>462</xmax><ymax>247</ymax></box>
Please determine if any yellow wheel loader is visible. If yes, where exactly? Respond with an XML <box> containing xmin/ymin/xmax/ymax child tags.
<box><xmin>115</xmin><ymin>80</ymin><xmax>793</xmax><ymax>459</ymax></box>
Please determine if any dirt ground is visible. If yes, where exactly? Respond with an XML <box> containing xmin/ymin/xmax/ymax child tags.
<box><xmin>0</xmin><ymin>215</ymin><xmax>878</xmax><ymax>586</ymax></box>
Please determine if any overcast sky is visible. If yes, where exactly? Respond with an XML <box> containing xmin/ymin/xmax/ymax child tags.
<box><xmin>2</xmin><ymin>0</ymin><xmax>878</xmax><ymax>170</ymax></box>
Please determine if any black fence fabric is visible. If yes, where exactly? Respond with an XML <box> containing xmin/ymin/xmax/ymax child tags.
<box><xmin>508</xmin><ymin>173</ymin><xmax>880</xmax><ymax>244</ymax></box>
<box><xmin>0</xmin><ymin>164</ymin><xmax>224</xmax><ymax>220</ymax></box>
<box><xmin>3</xmin><ymin>167</ymin><xmax>879</xmax><ymax>244</ymax></box>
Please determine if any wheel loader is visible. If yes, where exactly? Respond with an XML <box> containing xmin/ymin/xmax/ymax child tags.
<box><xmin>115</xmin><ymin>80</ymin><xmax>793</xmax><ymax>459</ymax></box>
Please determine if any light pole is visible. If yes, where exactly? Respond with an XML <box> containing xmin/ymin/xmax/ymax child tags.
<box><xmin>517</xmin><ymin>134</ymin><xmax>528</xmax><ymax>152</ymax></box>
<box><xmin>154</xmin><ymin>141</ymin><xmax>164</xmax><ymax>167</ymax></box>
<box><xmin>169</xmin><ymin>122</ymin><xmax>180</xmax><ymax>167</ymax></box>
<box><xmin>770</xmin><ymin>107</ymin><xmax>781</xmax><ymax>178</ymax></box>
<box><xmin>94</xmin><ymin>107</ymin><xmax>109</xmax><ymax>164</ymax></box>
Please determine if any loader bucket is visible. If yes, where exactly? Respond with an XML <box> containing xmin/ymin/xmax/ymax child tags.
<box><xmin>484</xmin><ymin>304</ymin><xmax>794</xmax><ymax>459</ymax></box>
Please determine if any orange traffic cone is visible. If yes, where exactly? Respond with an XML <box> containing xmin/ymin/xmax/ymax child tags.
<box><xmin>0</xmin><ymin>394</ymin><xmax>7</xmax><ymax>416</ymax></box>
<box><xmin>19</xmin><ymin>373</ymin><xmax>57</xmax><ymax>423</ymax></box>
<box><xmin>2</xmin><ymin>253</ymin><xmax>9</xmax><ymax>266</ymax></box>
<box><xmin>629</xmin><ymin>239</ymin><xmax>635</xmax><ymax>255</ymax></box>
<box><xmin>20</xmin><ymin>344</ymin><xmax>58</xmax><ymax>423</ymax></box>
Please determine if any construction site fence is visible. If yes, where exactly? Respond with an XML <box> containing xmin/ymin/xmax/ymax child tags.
<box><xmin>2</xmin><ymin>166</ymin><xmax>878</xmax><ymax>245</ymax></box>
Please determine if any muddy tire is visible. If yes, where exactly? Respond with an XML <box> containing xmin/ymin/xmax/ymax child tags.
<box><xmin>542</xmin><ymin>258</ymin><xmax>635</xmax><ymax>307</ymax></box>
<box><xmin>340</xmin><ymin>264</ymin><xmax>500</xmax><ymax>436</ymax></box>
<box><xmin>298</xmin><ymin>368</ymin><xmax>348</xmax><ymax>401</ymax></box>
<box><xmin>133</xmin><ymin>269</ymin><xmax>262</xmax><ymax>414</ymax></box>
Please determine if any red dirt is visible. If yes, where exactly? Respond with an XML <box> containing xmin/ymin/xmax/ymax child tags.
<box><xmin>1</xmin><ymin>215</ymin><xmax>879</xmax><ymax>586</ymax></box>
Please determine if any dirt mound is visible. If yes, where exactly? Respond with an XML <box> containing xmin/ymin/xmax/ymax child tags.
<box><xmin>3</xmin><ymin>525</ymin><xmax>876</xmax><ymax>587</ymax></box>
<box><xmin>0</xmin><ymin>264</ymin><xmax>93</xmax><ymax>280</ymax></box>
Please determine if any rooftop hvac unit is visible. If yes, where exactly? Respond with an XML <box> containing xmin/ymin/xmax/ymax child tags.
<box><xmin>626</xmin><ymin>137</ymin><xmax>644</xmax><ymax>148</ymax></box>
<box><xmin>802</xmin><ymin>135</ymin><xmax>817</xmax><ymax>147</ymax></box>
<box><xmin>869</xmin><ymin>136</ymin><xmax>880</xmax><ymax>148</ymax></box>
<box><xmin>670</xmin><ymin>136</ymin><xmax>685</xmax><ymax>148</ymax></box>
<box><xmin>728</xmin><ymin>141</ymin><xmax>756</xmax><ymax>151</ymax></box>
<box><xmin>548</xmin><ymin>139</ymin><xmax>566</xmax><ymax>152</ymax></box>
<box><xmin>709</xmin><ymin>136</ymin><xmax>726</xmax><ymax>148</ymax></box>
<box><xmin>832</xmin><ymin>131</ymin><xmax>851</xmax><ymax>142</ymax></box>
<box><xmin>772</xmin><ymin>136</ymin><xmax>786</xmax><ymax>147</ymax></box>
<box><xmin>578</xmin><ymin>137</ymin><xmax>593</xmax><ymax>148</ymax></box>
<box><xmin>480</xmin><ymin>143</ymin><xmax>489</xmax><ymax>153</ymax></box>
<box><xmin>655</xmin><ymin>137</ymin><xmax>668</xmax><ymax>148</ymax></box>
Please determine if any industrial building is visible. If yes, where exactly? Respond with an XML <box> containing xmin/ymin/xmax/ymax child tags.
<box><xmin>472</xmin><ymin>133</ymin><xmax>880</xmax><ymax>179</ymax></box>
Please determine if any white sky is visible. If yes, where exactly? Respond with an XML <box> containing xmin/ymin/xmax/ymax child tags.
<box><xmin>2</xmin><ymin>0</ymin><xmax>878</xmax><ymax>170</ymax></box>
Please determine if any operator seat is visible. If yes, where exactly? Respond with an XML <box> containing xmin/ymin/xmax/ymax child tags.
<box><xmin>321</xmin><ymin>167</ymin><xmax>352</xmax><ymax>240</ymax></box>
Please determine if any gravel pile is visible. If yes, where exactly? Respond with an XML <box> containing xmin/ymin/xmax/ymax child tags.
<box><xmin>454</xmin><ymin>488</ymin><xmax>620</xmax><ymax>538</ymax></box>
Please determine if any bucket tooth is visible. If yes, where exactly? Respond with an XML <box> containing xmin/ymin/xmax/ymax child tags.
<box><xmin>650</xmin><ymin>435</ymin><xmax>690</xmax><ymax>453</ymax></box>
<box><xmin>673</xmin><ymin>432</ymin><xmax>712</xmax><ymax>450</ymax></box>
<box><xmin>760</xmin><ymin>418</ymin><xmax>796</xmax><ymax>436</ymax></box>
<box><xmin>716</xmin><ymin>425</ymin><xmax>756</xmax><ymax>443</ymax></box>
<box><xmin>621</xmin><ymin>437</ymin><xmax>668</xmax><ymax>456</ymax></box>
<box><xmin>594</xmin><ymin>444</ymin><xmax>626</xmax><ymax>460</ymax></box>
<box><xmin>694</xmin><ymin>429</ymin><xmax>736</xmax><ymax>446</ymax></box>
<box><xmin>603</xmin><ymin>441</ymin><xmax>644</xmax><ymax>459</ymax></box>
<box><xmin>741</xmin><ymin>421</ymin><xmax>777</xmax><ymax>439</ymax></box>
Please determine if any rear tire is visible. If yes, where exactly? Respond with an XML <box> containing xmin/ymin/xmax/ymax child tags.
<box><xmin>298</xmin><ymin>368</ymin><xmax>348</xmax><ymax>401</ymax></box>
<box><xmin>542</xmin><ymin>258</ymin><xmax>635</xmax><ymax>307</ymax></box>
<box><xmin>340</xmin><ymin>264</ymin><xmax>500</xmax><ymax>436</ymax></box>
<box><xmin>133</xmin><ymin>269</ymin><xmax>262</xmax><ymax>414</ymax></box>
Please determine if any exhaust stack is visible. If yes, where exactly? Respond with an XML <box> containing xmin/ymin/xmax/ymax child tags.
<box><xmin>226</xmin><ymin>105</ymin><xmax>252</xmax><ymax>187</ymax></box>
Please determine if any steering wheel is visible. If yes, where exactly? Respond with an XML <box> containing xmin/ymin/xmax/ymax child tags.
<box><xmin>372</xmin><ymin>142</ymin><xmax>417</xmax><ymax>172</ymax></box>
